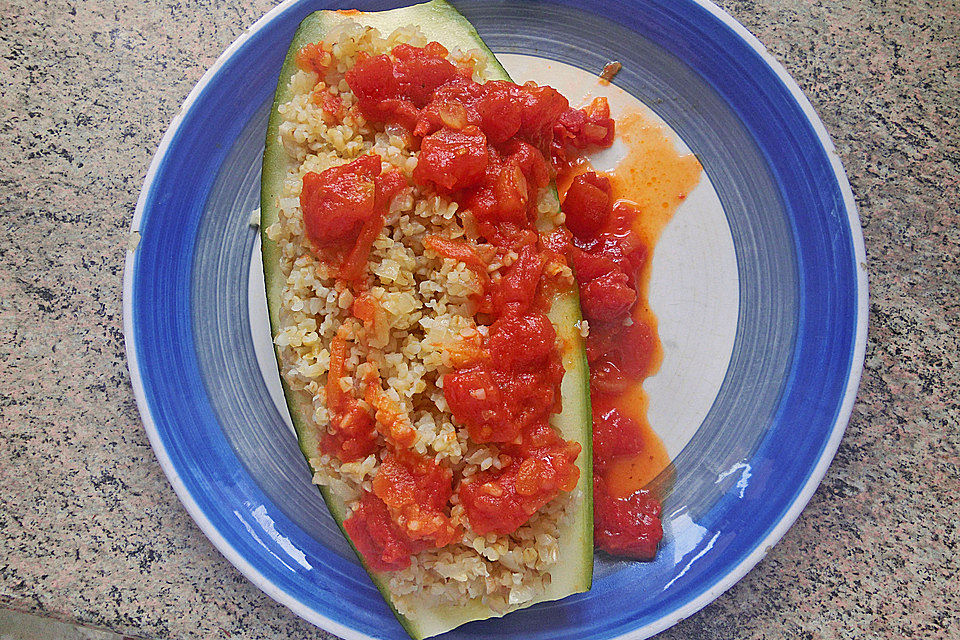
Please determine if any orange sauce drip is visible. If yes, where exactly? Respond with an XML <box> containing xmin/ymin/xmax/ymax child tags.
<box><xmin>562</xmin><ymin>109</ymin><xmax>702</xmax><ymax>499</ymax></box>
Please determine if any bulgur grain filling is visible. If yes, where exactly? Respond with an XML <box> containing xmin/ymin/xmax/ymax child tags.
<box><xmin>266</xmin><ymin>21</ymin><xmax>612</xmax><ymax>614</ymax></box>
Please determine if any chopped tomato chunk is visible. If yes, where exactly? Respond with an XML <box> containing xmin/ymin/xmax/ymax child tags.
<box><xmin>344</xmin><ymin>491</ymin><xmax>414</xmax><ymax>571</ymax></box>
<box><xmin>612</xmin><ymin>321</ymin><xmax>659</xmax><ymax>380</ymax></box>
<box><xmin>591</xmin><ymin>406</ymin><xmax>645</xmax><ymax>472</ymax></box>
<box><xmin>391</xmin><ymin>42</ymin><xmax>459</xmax><ymax>107</ymax></box>
<box><xmin>517</xmin><ymin>83</ymin><xmax>569</xmax><ymax>144</ymax></box>
<box><xmin>431</xmin><ymin>76</ymin><xmax>486</xmax><ymax>108</ymax></box>
<box><xmin>464</xmin><ymin>163</ymin><xmax>534</xmax><ymax>232</ymax></box>
<box><xmin>553</xmin><ymin>97</ymin><xmax>616</xmax><ymax>165</ymax></box>
<box><xmin>362</xmin><ymin>365</ymin><xmax>417</xmax><ymax>448</ymax></box>
<box><xmin>413</xmin><ymin>126</ymin><xmax>488</xmax><ymax>192</ymax></box>
<box><xmin>498</xmin><ymin>370</ymin><xmax>560</xmax><ymax>430</ymax></box>
<box><xmin>587</xmin><ymin>360</ymin><xmax>630</xmax><ymax>396</ymax></box>
<box><xmin>415</xmin><ymin>99</ymin><xmax>472</xmax><ymax>134</ymax></box>
<box><xmin>563</xmin><ymin>172</ymin><xmax>612</xmax><ymax>238</ymax></box>
<box><xmin>300</xmin><ymin>155</ymin><xmax>379</xmax><ymax>249</ymax></box>
<box><xmin>311</xmin><ymin>90</ymin><xmax>344</xmax><ymax>119</ymax></box>
<box><xmin>346</xmin><ymin>43</ymin><xmax>458</xmax><ymax>127</ymax></box>
<box><xmin>491</xmin><ymin>159</ymin><xmax>531</xmax><ymax>224</ymax></box>
<box><xmin>570</xmin><ymin>247</ymin><xmax>617</xmax><ymax>282</ymax></box>
<box><xmin>573</xmin><ymin>228</ymin><xmax>648</xmax><ymax>281</ymax></box>
<box><xmin>300</xmin><ymin>156</ymin><xmax>407</xmax><ymax>281</ymax></box>
<box><xmin>344</xmin><ymin>452</ymin><xmax>461</xmax><ymax>572</ymax></box>
<box><xmin>486</xmin><ymin>312</ymin><xmax>556</xmax><ymax>372</ymax></box>
<box><xmin>444</xmin><ymin>309</ymin><xmax>563</xmax><ymax>447</ymax></box>
<box><xmin>372</xmin><ymin>453</ymin><xmax>460</xmax><ymax>548</ymax></box>
<box><xmin>586</xmin><ymin>320</ymin><xmax>659</xmax><ymax>395</ymax></box>
<box><xmin>492</xmin><ymin>245</ymin><xmax>543</xmax><ymax>316</ymax></box>
<box><xmin>470</xmin><ymin>140</ymin><xmax>551</xmax><ymax>227</ymax></box>
<box><xmin>320</xmin><ymin>404</ymin><xmax>377</xmax><ymax>462</ymax></box>
<box><xmin>346</xmin><ymin>53</ymin><xmax>401</xmax><ymax>112</ymax></box>
<box><xmin>338</xmin><ymin>215</ymin><xmax>384</xmax><ymax>282</ymax></box>
<box><xmin>502</xmin><ymin>139</ymin><xmax>551</xmax><ymax>195</ymax></box>
<box><xmin>443</xmin><ymin>366</ymin><xmax>518</xmax><ymax>443</ymax></box>
<box><xmin>323</xmin><ymin>333</ymin><xmax>377</xmax><ymax>462</ymax></box>
<box><xmin>580</xmin><ymin>269</ymin><xmax>636</xmax><ymax>323</ymax></box>
<box><xmin>514</xmin><ymin>421</ymin><xmax>582</xmax><ymax>469</ymax></box>
<box><xmin>476</xmin><ymin>80</ymin><xmax>523</xmax><ymax>143</ymax></box>
<box><xmin>375</xmin><ymin>168</ymin><xmax>409</xmax><ymax>210</ymax></box>
<box><xmin>458</xmin><ymin>423</ymin><xmax>580</xmax><ymax>535</ymax></box>
<box><xmin>593</xmin><ymin>478</ymin><xmax>662</xmax><ymax>560</ymax></box>
<box><xmin>413</xmin><ymin>77</ymin><xmax>485</xmax><ymax>137</ymax></box>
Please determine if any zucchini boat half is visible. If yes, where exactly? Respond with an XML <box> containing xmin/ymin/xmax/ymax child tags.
<box><xmin>260</xmin><ymin>2</ymin><xmax>592</xmax><ymax>637</ymax></box>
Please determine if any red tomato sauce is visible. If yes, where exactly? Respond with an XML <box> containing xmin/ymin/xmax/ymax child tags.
<box><xmin>298</xmin><ymin>40</ymin><xmax>618</xmax><ymax>570</ymax></box>
<box><xmin>299</xmin><ymin>38</ymin><xmax>700</xmax><ymax>567</ymax></box>
<box><xmin>559</xmin><ymin>109</ymin><xmax>701</xmax><ymax>559</ymax></box>
<box><xmin>322</xmin><ymin>331</ymin><xmax>378</xmax><ymax>462</ymax></box>
<box><xmin>343</xmin><ymin>490</ymin><xmax>417</xmax><ymax>572</ymax></box>
<box><xmin>299</xmin><ymin>155</ymin><xmax>407</xmax><ymax>282</ymax></box>
<box><xmin>344</xmin><ymin>451</ymin><xmax>461</xmax><ymax>572</ymax></box>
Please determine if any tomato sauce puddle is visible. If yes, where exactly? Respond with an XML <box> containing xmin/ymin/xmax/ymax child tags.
<box><xmin>559</xmin><ymin>109</ymin><xmax>701</xmax><ymax>558</ymax></box>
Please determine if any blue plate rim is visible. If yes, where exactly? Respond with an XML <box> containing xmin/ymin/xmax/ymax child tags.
<box><xmin>122</xmin><ymin>1</ymin><xmax>868</xmax><ymax>639</ymax></box>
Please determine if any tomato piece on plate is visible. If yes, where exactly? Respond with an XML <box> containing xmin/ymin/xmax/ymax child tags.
<box><xmin>459</xmin><ymin>426</ymin><xmax>580</xmax><ymax>535</ymax></box>
<box><xmin>591</xmin><ymin>406</ymin><xmax>645</xmax><ymax>472</ymax></box>
<box><xmin>579</xmin><ymin>269</ymin><xmax>636</xmax><ymax>323</ymax></box>
<box><xmin>476</xmin><ymin>81</ymin><xmax>523</xmax><ymax>144</ymax></box>
<box><xmin>492</xmin><ymin>245</ymin><xmax>544</xmax><ymax>316</ymax></box>
<box><xmin>593</xmin><ymin>478</ymin><xmax>663</xmax><ymax>560</ymax></box>
<box><xmin>392</xmin><ymin>42</ymin><xmax>459</xmax><ymax>107</ymax></box>
<box><xmin>443</xmin><ymin>366</ymin><xmax>519</xmax><ymax>443</ymax></box>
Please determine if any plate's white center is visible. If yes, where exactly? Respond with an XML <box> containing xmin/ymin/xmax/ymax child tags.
<box><xmin>248</xmin><ymin>54</ymin><xmax>740</xmax><ymax>461</ymax></box>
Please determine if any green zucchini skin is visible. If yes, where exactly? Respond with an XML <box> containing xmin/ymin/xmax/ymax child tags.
<box><xmin>260</xmin><ymin>2</ymin><xmax>592</xmax><ymax>637</ymax></box>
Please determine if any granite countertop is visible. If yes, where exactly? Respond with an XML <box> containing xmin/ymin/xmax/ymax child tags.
<box><xmin>1</xmin><ymin>0</ymin><xmax>956</xmax><ymax>638</ymax></box>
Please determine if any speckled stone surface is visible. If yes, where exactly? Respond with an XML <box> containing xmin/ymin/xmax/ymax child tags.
<box><xmin>0</xmin><ymin>1</ymin><xmax>956</xmax><ymax>639</ymax></box>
